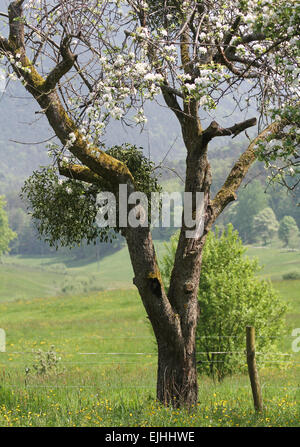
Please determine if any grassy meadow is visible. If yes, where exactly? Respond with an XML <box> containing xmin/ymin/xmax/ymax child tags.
<box><xmin>0</xmin><ymin>243</ymin><xmax>299</xmax><ymax>427</ymax></box>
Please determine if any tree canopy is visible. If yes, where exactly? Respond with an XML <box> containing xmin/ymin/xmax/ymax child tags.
<box><xmin>0</xmin><ymin>0</ymin><xmax>299</xmax><ymax>201</ymax></box>
<box><xmin>278</xmin><ymin>215</ymin><xmax>299</xmax><ymax>247</ymax></box>
<box><xmin>253</xmin><ymin>206</ymin><xmax>279</xmax><ymax>245</ymax></box>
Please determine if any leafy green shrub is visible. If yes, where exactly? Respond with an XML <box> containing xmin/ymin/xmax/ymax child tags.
<box><xmin>160</xmin><ymin>224</ymin><xmax>287</xmax><ymax>381</ymax></box>
<box><xmin>61</xmin><ymin>276</ymin><xmax>103</xmax><ymax>294</ymax></box>
<box><xmin>47</xmin><ymin>263</ymin><xmax>67</xmax><ymax>273</ymax></box>
<box><xmin>282</xmin><ymin>271</ymin><xmax>300</xmax><ymax>280</ymax></box>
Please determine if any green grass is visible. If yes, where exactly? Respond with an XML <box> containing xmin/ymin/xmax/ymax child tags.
<box><xmin>0</xmin><ymin>241</ymin><xmax>168</xmax><ymax>302</ymax></box>
<box><xmin>245</xmin><ymin>245</ymin><xmax>300</xmax><ymax>281</ymax></box>
<box><xmin>0</xmin><ymin>263</ymin><xmax>65</xmax><ymax>302</ymax></box>
<box><xmin>0</xmin><ymin>250</ymin><xmax>133</xmax><ymax>299</ymax></box>
<box><xmin>273</xmin><ymin>279</ymin><xmax>300</xmax><ymax>345</ymax></box>
<box><xmin>0</xmin><ymin>287</ymin><xmax>299</xmax><ymax>427</ymax></box>
<box><xmin>245</xmin><ymin>246</ymin><xmax>300</xmax><ymax>354</ymax></box>
<box><xmin>2</xmin><ymin>241</ymin><xmax>298</xmax><ymax>302</ymax></box>
<box><xmin>0</xmin><ymin>377</ymin><xmax>299</xmax><ymax>427</ymax></box>
<box><xmin>0</xmin><ymin>284</ymin><xmax>299</xmax><ymax>427</ymax></box>
<box><xmin>0</xmin><ymin>244</ymin><xmax>299</xmax><ymax>426</ymax></box>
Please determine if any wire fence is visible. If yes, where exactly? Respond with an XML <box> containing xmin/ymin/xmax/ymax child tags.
<box><xmin>0</xmin><ymin>349</ymin><xmax>299</xmax><ymax>362</ymax></box>
<box><xmin>1</xmin><ymin>384</ymin><xmax>298</xmax><ymax>390</ymax></box>
<box><xmin>0</xmin><ymin>333</ymin><xmax>299</xmax><ymax>362</ymax></box>
<box><xmin>0</xmin><ymin>330</ymin><xmax>299</xmax><ymax>395</ymax></box>
<box><xmin>1</xmin><ymin>352</ymin><xmax>300</xmax><ymax>363</ymax></box>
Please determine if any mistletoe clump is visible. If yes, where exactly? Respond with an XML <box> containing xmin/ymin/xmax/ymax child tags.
<box><xmin>21</xmin><ymin>166</ymin><xmax>113</xmax><ymax>248</ymax></box>
<box><xmin>106</xmin><ymin>143</ymin><xmax>162</xmax><ymax>198</ymax></box>
<box><xmin>22</xmin><ymin>144</ymin><xmax>162</xmax><ymax>248</ymax></box>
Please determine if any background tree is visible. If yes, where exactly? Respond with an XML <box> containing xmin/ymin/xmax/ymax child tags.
<box><xmin>253</xmin><ymin>207</ymin><xmax>279</xmax><ymax>245</ymax></box>
<box><xmin>0</xmin><ymin>195</ymin><xmax>16</xmax><ymax>256</ymax></box>
<box><xmin>268</xmin><ymin>187</ymin><xmax>300</xmax><ymax>229</ymax></box>
<box><xmin>0</xmin><ymin>0</ymin><xmax>299</xmax><ymax>407</ymax></box>
<box><xmin>278</xmin><ymin>215</ymin><xmax>299</xmax><ymax>247</ymax></box>
<box><xmin>160</xmin><ymin>224</ymin><xmax>287</xmax><ymax>382</ymax></box>
<box><xmin>225</xmin><ymin>180</ymin><xmax>269</xmax><ymax>243</ymax></box>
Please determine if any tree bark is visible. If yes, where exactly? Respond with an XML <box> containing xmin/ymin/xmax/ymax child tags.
<box><xmin>156</xmin><ymin>340</ymin><xmax>198</xmax><ymax>407</ymax></box>
<box><xmin>124</xmin><ymin>223</ymin><xmax>201</xmax><ymax>408</ymax></box>
<box><xmin>123</xmin><ymin>127</ymin><xmax>212</xmax><ymax>407</ymax></box>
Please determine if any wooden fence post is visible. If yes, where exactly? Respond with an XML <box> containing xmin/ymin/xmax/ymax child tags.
<box><xmin>246</xmin><ymin>326</ymin><xmax>263</xmax><ymax>412</ymax></box>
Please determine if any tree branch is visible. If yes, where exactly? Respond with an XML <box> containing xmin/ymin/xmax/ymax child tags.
<box><xmin>210</xmin><ymin>119</ymin><xmax>290</xmax><ymax>221</ymax></box>
<box><xmin>8</xmin><ymin>0</ymin><xmax>25</xmax><ymax>49</ymax></box>
<box><xmin>203</xmin><ymin>117</ymin><xmax>257</xmax><ymax>143</ymax></box>
<box><xmin>58</xmin><ymin>164</ymin><xmax>112</xmax><ymax>190</ymax></box>
<box><xmin>241</xmin><ymin>32</ymin><xmax>267</xmax><ymax>44</ymax></box>
<box><xmin>216</xmin><ymin>44</ymin><xmax>259</xmax><ymax>79</ymax></box>
<box><xmin>223</xmin><ymin>16</ymin><xmax>241</xmax><ymax>47</ymax></box>
<box><xmin>224</xmin><ymin>32</ymin><xmax>266</xmax><ymax>58</ymax></box>
<box><xmin>3</xmin><ymin>0</ymin><xmax>135</xmax><ymax>191</ymax></box>
<box><xmin>0</xmin><ymin>36</ymin><xmax>11</xmax><ymax>54</ymax></box>
<box><xmin>43</xmin><ymin>35</ymin><xmax>77</xmax><ymax>92</ymax></box>
<box><xmin>161</xmin><ymin>84</ymin><xmax>185</xmax><ymax>125</ymax></box>
<box><xmin>180</xmin><ymin>31</ymin><xmax>193</xmax><ymax>76</ymax></box>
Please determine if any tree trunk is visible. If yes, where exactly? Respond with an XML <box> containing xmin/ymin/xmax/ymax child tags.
<box><xmin>124</xmin><ymin>224</ymin><xmax>201</xmax><ymax>407</ymax></box>
<box><xmin>156</xmin><ymin>337</ymin><xmax>198</xmax><ymax>408</ymax></box>
<box><xmin>122</xmin><ymin>129</ymin><xmax>212</xmax><ymax>407</ymax></box>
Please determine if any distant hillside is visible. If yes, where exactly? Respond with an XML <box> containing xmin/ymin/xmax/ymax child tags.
<box><xmin>0</xmin><ymin>85</ymin><xmax>50</xmax><ymax>192</ymax></box>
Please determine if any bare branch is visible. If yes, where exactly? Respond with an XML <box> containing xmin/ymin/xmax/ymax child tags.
<box><xmin>8</xmin><ymin>0</ymin><xmax>25</xmax><ymax>49</ymax></box>
<box><xmin>203</xmin><ymin>117</ymin><xmax>257</xmax><ymax>143</ymax></box>
<box><xmin>160</xmin><ymin>84</ymin><xmax>185</xmax><ymax>125</ymax></box>
<box><xmin>43</xmin><ymin>35</ymin><xmax>78</xmax><ymax>92</ymax></box>
<box><xmin>176</xmin><ymin>4</ymin><xmax>197</xmax><ymax>39</ymax></box>
<box><xmin>216</xmin><ymin>45</ymin><xmax>259</xmax><ymax>79</ymax></box>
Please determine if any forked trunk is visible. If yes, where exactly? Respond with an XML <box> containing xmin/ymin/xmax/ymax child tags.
<box><xmin>123</xmin><ymin>136</ymin><xmax>212</xmax><ymax>407</ymax></box>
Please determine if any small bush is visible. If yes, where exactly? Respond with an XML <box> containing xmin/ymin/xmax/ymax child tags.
<box><xmin>48</xmin><ymin>263</ymin><xmax>67</xmax><ymax>273</ymax></box>
<box><xmin>25</xmin><ymin>346</ymin><xmax>65</xmax><ymax>377</ymax></box>
<box><xmin>282</xmin><ymin>271</ymin><xmax>300</xmax><ymax>280</ymax></box>
<box><xmin>160</xmin><ymin>224</ymin><xmax>287</xmax><ymax>381</ymax></box>
<box><xmin>61</xmin><ymin>276</ymin><xmax>103</xmax><ymax>294</ymax></box>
